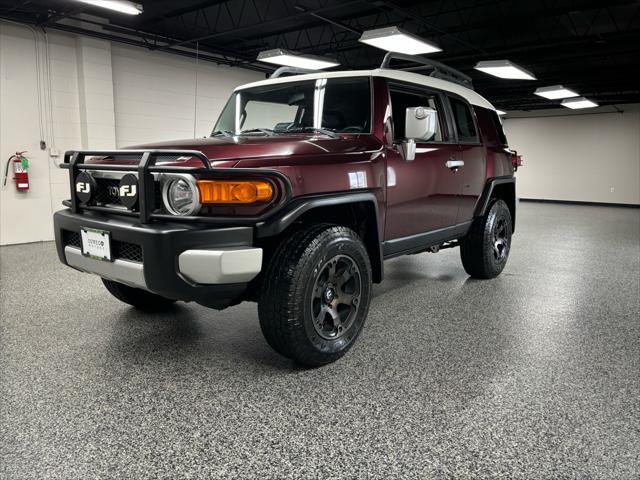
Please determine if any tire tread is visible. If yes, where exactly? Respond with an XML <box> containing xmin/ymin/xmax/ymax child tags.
<box><xmin>258</xmin><ymin>223</ymin><xmax>370</xmax><ymax>366</ymax></box>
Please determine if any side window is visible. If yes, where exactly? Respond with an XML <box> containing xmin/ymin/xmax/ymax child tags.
<box><xmin>389</xmin><ymin>88</ymin><xmax>445</xmax><ymax>142</ymax></box>
<box><xmin>322</xmin><ymin>78</ymin><xmax>371</xmax><ymax>133</ymax></box>
<box><xmin>449</xmin><ymin>97</ymin><xmax>478</xmax><ymax>143</ymax></box>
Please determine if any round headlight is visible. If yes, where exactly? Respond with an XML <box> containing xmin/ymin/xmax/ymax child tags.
<box><xmin>162</xmin><ymin>177</ymin><xmax>200</xmax><ymax>216</ymax></box>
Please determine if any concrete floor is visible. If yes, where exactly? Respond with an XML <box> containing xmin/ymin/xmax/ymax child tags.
<box><xmin>1</xmin><ymin>202</ymin><xmax>639</xmax><ymax>479</ymax></box>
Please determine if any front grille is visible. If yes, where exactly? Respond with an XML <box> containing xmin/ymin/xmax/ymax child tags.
<box><xmin>91</xmin><ymin>177</ymin><xmax>162</xmax><ymax>211</ymax></box>
<box><xmin>94</xmin><ymin>178</ymin><xmax>122</xmax><ymax>206</ymax></box>
<box><xmin>62</xmin><ymin>229</ymin><xmax>143</xmax><ymax>263</ymax></box>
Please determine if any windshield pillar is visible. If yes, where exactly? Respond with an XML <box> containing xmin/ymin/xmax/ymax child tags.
<box><xmin>313</xmin><ymin>78</ymin><xmax>327</xmax><ymax>129</ymax></box>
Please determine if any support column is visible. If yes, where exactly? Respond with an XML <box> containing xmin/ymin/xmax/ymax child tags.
<box><xmin>76</xmin><ymin>36</ymin><xmax>116</xmax><ymax>149</ymax></box>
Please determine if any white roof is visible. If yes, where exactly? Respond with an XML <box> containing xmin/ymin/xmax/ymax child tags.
<box><xmin>236</xmin><ymin>69</ymin><xmax>496</xmax><ymax>111</ymax></box>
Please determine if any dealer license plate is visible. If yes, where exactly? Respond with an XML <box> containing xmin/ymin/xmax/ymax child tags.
<box><xmin>80</xmin><ymin>227</ymin><xmax>112</xmax><ymax>262</ymax></box>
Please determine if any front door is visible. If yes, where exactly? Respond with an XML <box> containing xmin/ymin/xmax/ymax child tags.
<box><xmin>384</xmin><ymin>85</ymin><xmax>463</xmax><ymax>241</ymax></box>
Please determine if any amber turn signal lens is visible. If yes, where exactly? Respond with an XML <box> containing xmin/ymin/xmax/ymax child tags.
<box><xmin>197</xmin><ymin>180</ymin><xmax>273</xmax><ymax>204</ymax></box>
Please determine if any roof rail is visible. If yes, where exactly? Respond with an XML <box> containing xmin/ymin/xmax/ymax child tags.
<box><xmin>270</xmin><ymin>66</ymin><xmax>317</xmax><ymax>78</ymax></box>
<box><xmin>380</xmin><ymin>52</ymin><xmax>473</xmax><ymax>89</ymax></box>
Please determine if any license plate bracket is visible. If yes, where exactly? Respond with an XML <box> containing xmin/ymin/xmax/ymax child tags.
<box><xmin>80</xmin><ymin>227</ymin><xmax>112</xmax><ymax>262</ymax></box>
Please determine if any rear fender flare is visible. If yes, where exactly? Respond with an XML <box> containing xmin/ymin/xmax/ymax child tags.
<box><xmin>474</xmin><ymin>176</ymin><xmax>516</xmax><ymax>231</ymax></box>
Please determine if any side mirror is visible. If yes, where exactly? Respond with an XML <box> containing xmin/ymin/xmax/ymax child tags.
<box><xmin>400</xmin><ymin>106</ymin><xmax>438</xmax><ymax>161</ymax></box>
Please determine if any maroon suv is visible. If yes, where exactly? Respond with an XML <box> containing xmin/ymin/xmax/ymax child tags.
<box><xmin>54</xmin><ymin>54</ymin><xmax>516</xmax><ymax>366</ymax></box>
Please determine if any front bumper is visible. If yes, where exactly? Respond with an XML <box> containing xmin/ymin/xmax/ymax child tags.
<box><xmin>54</xmin><ymin>209</ymin><xmax>262</xmax><ymax>309</ymax></box>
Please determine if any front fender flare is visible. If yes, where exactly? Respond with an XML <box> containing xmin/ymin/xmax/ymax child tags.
<box><xmin>256</xmin><ymin>191</ymin><xmax>384</xmax><ymax>282</ymax></box>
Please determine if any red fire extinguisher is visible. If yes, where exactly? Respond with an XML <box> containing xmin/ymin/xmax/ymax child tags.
<box><xmin>3</xmin><ymin>151</ymin><xmax>29</xmax><ymax>191</ymax></box>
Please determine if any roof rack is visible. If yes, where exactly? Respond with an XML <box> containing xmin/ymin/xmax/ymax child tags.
<box><xmin>380</xmin><ymin>52</ymin><xmax>473</xmax><ymax>89</ymax></box>
<box><xmin>270</xmin><ymin>66</ymin><xmax>317</xmax><ymax>78</ymax></box>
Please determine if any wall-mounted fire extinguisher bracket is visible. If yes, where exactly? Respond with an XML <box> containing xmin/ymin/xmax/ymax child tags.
<box><xmin>3</xmin><ymin>151</ymin><xmax>30</xmax><ymax>191</ymax></box>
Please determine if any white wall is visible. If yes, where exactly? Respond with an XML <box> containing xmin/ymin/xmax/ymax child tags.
<box><xmin>504</xmin><ymin>108</ymin><xmax>640</xmax><ymax>205</ymax></box>
<box><xmin>111</xmin><ymin>45</ymin><xmax>260</xmax><ymax>146</ymax></box>
<box><xmin>0</xmin><ymin>22</ymin><xmax>262</xmax><ymax>245</ymax></box>
<box><xmin>0</xmin><ymin>23</ymin><xmax>79</xmax><ymax>246</ymax></box>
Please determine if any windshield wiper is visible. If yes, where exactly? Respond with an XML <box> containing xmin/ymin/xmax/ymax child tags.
<box><xmin>285</xmin><ymin>127</ymin><xmax>339</xmax><ymax>138</ymax></box>
<box><xmin>239</xmin><ymin>128</ymin><xmax>274</xmax><ymax>136</ymax></box>
<box><xmin>211</xmin><ymin>130</ymin><xmax>234</xmax><ymax>137</ymax></box>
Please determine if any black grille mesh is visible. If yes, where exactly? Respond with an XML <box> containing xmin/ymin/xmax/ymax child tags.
<box><xmin>63</xmin><ymin>230</ymin><xmax>81</xmax><ymax>248</ymax></box>
<box><xmin>62</xmin><ymin>230</ymin><xmax>143</xmax><ymax>263</ymax></box>
<box><xmin>112</xmin><ymin>241</ymin><xmax>143</xmax><ymax>262</ymax></box>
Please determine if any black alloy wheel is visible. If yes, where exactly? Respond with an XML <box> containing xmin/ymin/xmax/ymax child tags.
<box><xmin>311</xmin><ymin>254</ymin><xmax>362</xmax><ymax>340</ymax></box>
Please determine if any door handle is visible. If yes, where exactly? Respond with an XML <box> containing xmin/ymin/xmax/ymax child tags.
<box><xmin>445</xmin><ymin>159</ymin><xmax>465</xmax><ymax>169</ymax></box>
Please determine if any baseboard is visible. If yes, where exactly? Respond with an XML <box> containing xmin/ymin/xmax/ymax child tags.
<box><xmin>520</xmin><ymin>198</ymin><xmax>640</xmax><ymax>208</ymax></box>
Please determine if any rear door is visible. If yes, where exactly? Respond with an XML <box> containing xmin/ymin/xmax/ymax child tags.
<box><xmin>384</xmin><ymin>84</ymin><xmax>463</xmax><ymax>240</ymax></box>
<box><xmin>447</xmin><ymin>95</ymin><xmax>486</xmax><ymax>223</ymax></box>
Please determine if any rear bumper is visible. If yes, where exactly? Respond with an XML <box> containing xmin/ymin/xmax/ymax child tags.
<box><xmin>54</xmin><ymin>209</ymin><xmax>262</xmax><ymax>309</ymax></box>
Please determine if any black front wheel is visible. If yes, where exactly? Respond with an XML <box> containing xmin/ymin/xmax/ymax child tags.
<box><xmin>258</xmin><ymin>224</ymin><xmax>372</xmax><ymax>367</ymax></box>
<box><xmin>460</xmin><ymin>199</ymin><xmax>512</xmax><ymax>279</ymax></box>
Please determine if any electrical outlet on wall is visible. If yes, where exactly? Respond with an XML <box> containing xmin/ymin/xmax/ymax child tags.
<box><xmin>610</xmin><ymin>187</ymin><xmax>615</xmax><ymax>193</ymax></box>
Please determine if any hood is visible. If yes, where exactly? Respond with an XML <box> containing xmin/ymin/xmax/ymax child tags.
<box><xmin>87</xmin><ymin>135</ymin><xmax>381</xmax><ymax>168</ymax></box>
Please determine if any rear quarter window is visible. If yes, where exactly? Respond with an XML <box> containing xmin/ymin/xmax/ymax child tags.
<box><xmin>488</xmin><ymin>110</ymin><xmax>508</xmax><ymax>146</ymax></box>
<box><xmin>449</xmin><ymin>96</ymin><xmax>479</xmax><ymax>143</ymax></box>
<box><xmin>474</xmin><ymin>106</ymin><xmax>509</xmax><ymax>147</ymax></box>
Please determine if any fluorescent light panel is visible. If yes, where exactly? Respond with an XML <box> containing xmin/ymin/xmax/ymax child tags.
<box><xmin>534</xmin><ymin>85</ymin><xmax>579</xmax><ymax>100</ymax></box>
<box><xmin>75</xmin><ymin>0</ymin><xmax>143</xmax><ymax>15</ymax></box>
<box><xmin>561</xmin><ymin>97</ymin><xmax>598</xmax><ymax>109</ymax></box>
<box><xmin>257</xmin><ymin>49</ymin><xmax>339</xmax><ymax>70</ymax></box>
<box><xmin>474</xmin><ymin>60</ymin><xmax>536</xmax><ymax>80</ymax></box>
<box><xmin>359</xmin><ymin>26</ymin><xmax>441</xmax><ymax>55</ymax></box>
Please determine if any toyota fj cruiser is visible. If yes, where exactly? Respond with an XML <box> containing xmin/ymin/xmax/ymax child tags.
<box><xmin>54</xmin><ymin>53</ymin><xmax>517</xmax><ymax>366</ymax></box>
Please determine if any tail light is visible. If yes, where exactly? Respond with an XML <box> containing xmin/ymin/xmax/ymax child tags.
<box><xmin>510</xmin><ymin>150</ymin><xmax>523</xmax><ymax>171</ymax></box>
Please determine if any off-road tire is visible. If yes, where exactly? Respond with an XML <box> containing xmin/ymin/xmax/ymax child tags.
<box><xmin>258</xmin><ymin>224</ymin><xmax>372</xmax><ymax>367</ymax></box>
<box><xmin>460</xmin><ymin>199</ymin><xmax>512</xmax><ymax>279</ymax></box>
<box><xmin>102</xmin><ymin>279</ymin><xmax>176</xmax><ymax>311</ymax></box>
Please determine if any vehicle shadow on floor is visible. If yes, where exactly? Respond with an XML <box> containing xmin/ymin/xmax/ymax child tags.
<box><xmin>105</xmin><ymin>303</ymin><xmax>297</xmax><ymax>370</ymax></box>
<box><xmin>101</xmin><ymin>258</ymin><xmax>481</xmax><ymax>372</ymax></box>
<box><xmin>372</xmin><ymin>256</ymin><xmax>459</xmax><ymax>298</ymax></box>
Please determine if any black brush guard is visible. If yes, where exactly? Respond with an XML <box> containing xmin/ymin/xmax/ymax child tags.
<box><xmin>62</xmin><ymin>150</ymin><xmax>291</xmax><ymax>225</ymax></box>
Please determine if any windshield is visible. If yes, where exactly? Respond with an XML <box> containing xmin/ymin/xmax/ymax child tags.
<box><xmin>213</xmin><ymin>77</ymin><xmax>371</xmax><ymax>136</ymax></box>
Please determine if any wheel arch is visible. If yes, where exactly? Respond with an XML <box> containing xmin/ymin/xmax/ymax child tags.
<box><xmin>474</xmin><ymin>176</ymin><xmax>516</xmax><ymax>232</ymax></box>
<box><xmin>256</xmin><ymin>192</ymin><xmax>384</xmax><ymax>283</ymax></box>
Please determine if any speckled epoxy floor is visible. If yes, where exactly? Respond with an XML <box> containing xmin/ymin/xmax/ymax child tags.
<box><xmin>1</xmin><ymin>202</ymin><xmax>639</xmax><ymax>479</ymax></box>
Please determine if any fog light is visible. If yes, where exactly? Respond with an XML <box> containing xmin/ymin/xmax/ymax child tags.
<box><xmin>162</xmin><ymin>177</ymin><xmax>200</xmax><ymax>215</ymax></box>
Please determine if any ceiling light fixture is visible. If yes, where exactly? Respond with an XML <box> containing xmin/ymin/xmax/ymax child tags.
<box><xmin>358</xmin><ymin>26</ymin><xmax>441</xmax><ymax>55</ymax></box>
<box><xmin>74</xmin><ymin>0</ymin><xmax>143</xmax><ymax>15</ymax></box>
<box><xmin>257</xmin><ymin>49</ymin><xmax>339</xmax><ymax>70</ymax></box>
<box><xmin>474</xmin><ymin>60</ymin><xmax>536</xmax><ymax>80</ymax></box>
<box><xmin>534</xmin><ymin>85</ymin><xmax>579</xmax><ymax>100</ymax></box>
<box><xmin>561</xmin><ymin>97</ymin><xmax>598</xmax><ymax>109</ymax></box>
<box><xmin>496</xmin><ymin>110</ymin><xmax>507</xmax><ymax>116</ymax></box>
